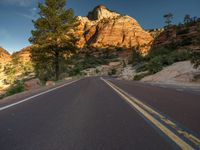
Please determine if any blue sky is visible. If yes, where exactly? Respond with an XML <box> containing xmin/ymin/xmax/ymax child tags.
<box><xmin>0</xmin><ymin>0</ymin><xmax>199</xmax><ymax>53</ymax></box>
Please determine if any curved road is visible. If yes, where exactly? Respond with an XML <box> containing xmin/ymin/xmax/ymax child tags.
<box><xmin>0</xmin><ymin>77</ymin><xmax>200</xmax><ymax>150</ymax></box>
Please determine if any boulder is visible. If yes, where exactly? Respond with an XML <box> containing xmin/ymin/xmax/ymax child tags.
<box><xmin>46</xmin><ymin>81</ymin><xmax>56</xmax><ymax>86</ymax></box>
<box><xmin>24</xmin><ymin>78</ymin><xmax>41</xmax><ymax>90</ymax></box>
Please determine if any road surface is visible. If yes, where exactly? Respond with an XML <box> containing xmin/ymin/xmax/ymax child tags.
<box><xmin>0</xmin><ymin>77</ymin><xmax>200</xmax><ymax>150</ymax></box>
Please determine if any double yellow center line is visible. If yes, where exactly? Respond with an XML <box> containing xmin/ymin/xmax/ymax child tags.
<box><xmin>101</xmin><ymin>77</ymin><xmax>200</xmax><ymax>150</ymax></box>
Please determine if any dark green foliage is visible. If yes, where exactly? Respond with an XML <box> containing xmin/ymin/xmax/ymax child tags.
<box><xmin>29</xmin><ymin>0</ymin><xmax>76</xmax><ymax>81</ymax></box>
<box><xmin>191</xmin><ymin>51</ymin><xmax>200</xmax><ymax>69</ymax></box>
<box><xmin>163</xmin><ymin>13</ymin><xmax>173</xmax><ymax>27</ymax></box>
<box><xmin>136</xmin><ymin>64</ymin><xmax>148</xmax><ymax>73</ymax></box>
<box><xmin>176</xmin><ymin>28</ymin><xmax>189</xmax><ymax>35</ymax></box>
<box><xmin>147</xmin><ymin>46</ymin><xmax>174</xmax><ymax>60</ymax></box>
<box><xmin>148</xmin><ymin>56</ymin><xmax>163</xmax><ymax>74</ymax></box>
<box><xmin>116</xmin><ymin>47</ymin><xmax>124</xmax><ymax>52</ymax></box>
<box><xmin>133</xmin><ymin>72</ymin><xmax>150</xmax><ymax>81</ymax></box>
<box><xmin>134</xmin><ymin>46</ymin><xmax>191</xmax><ymax>76</ymax></box>
<box><xmin>102</xmin><ymin>51</ymin><xmax>117</xmax><ymax>59</ymax></box>
<box><xmin>180</xmin><ymin>38</ymin><xmax>193</xmax><ymax>46</ymax></box>
<box><xmin>184</xmin><ymin>14</ymin><xmax>192</xmax><ymax>24</ymax></box>
<box><xmin>108</xmin><ymin>68</ymin><xmax>117</xmax><ymax>76</ymax></box>
<box><xmin>131</xmin><ymin>48</ymin><xmax>143</xmax><ymax>65</ymax></box>
<box><xmin>2</xmin><ymin>81</ymin><xmax>24</xmax><ymax>98</ymax></box>
<box><xmin>68</xmin><ymin>55</ymin><xmax>109</xmax><ymax>76</ymax></box>
<box><xmin>147</xmin><ymin>50</ymin><xmax>190</xmax><ymax>74</ymax></box>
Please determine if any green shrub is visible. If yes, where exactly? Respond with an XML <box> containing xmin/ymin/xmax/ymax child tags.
<box><xmin>132</xmin><ymin>48</ymin><xmax>143</xmax><ymax>65</ymax></box>
<box><xmin>144</xmin><ymin>46</ymin><xmax>191</xmax><ymax>75</ymax></box>
<box><xmin>4</xmin><ymin>81</ymin><xmax>24</xmax><ymax>97</ymax></box>
<box><xmin>116</xmin><ymin>47</ymin><xmax>124</xmax><ymax>52</ymax></box>
<box><xmin>96</xmin><ymin>69</ymin><xmax>100</xmax><ymax>74</ymax></box>
<box><xmin>147</xmin><ymin>46</ymin><xmax>174</xmax><ymax>60</ymax></box>
<box><xmin>148</xmin><ymin>56</ymin><xmax>163</xmax><ymax>74</ymax></box>
<box><xmin>191</xmin><ymin>51</ymin><xmax>200</xmax><ymax>69</ymax></box>
<box><xmin>170</xmin><ymin>51</ymin><xmax>190</xmax><ymax>62</ymax></box>
<box><xmin>176</xmin><ymin>28</ymin><xmax>189</xmax><ymax>35</ymax></box>
<box><xmin>108</xmin><ymin>68</ymin><xmax>117</xmax><ymax>76</ymax></box>
<box><xmin>180</xmin><ymin>38</ymin><xmax>193</xmax><ymax>46</ymax></box>
<box><xmin>133</xmin><ymin>72</ymin><xmax>150</xmax><ymax>81</ymax></box>
<box><xmin>136</xmin><ymin>64</ymin><xmax>149</xmax><ymax>73</ymax></box>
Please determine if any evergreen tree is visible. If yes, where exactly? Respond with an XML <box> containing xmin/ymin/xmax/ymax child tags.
<box><xmin>29</xmin><ymin>0</ymin><xmax>76</xmax><ymax>81</ymax></box>
<box><xmin>184</xmin><ymin>14</ymin><xmax>192</xmax><ymax>24</ymax></box>
<box><xmin>132</xmin><ymin>46</ymin><xmax>142</xmax><ymax>65</ymax></box>
<box><xmin>163</xmin><ymin>13</ymin><xmax>173</xmax><ymax>27</ymax></box>
<box><xmin>191</xmin><ymin>26</ymin><xmax>200</xmax><ymax>69</ymax></box>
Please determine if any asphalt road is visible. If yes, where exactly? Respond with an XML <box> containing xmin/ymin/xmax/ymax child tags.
<box><xmin>0</xmin><ymin>77</ymin><xmax>200</xmax><ymax>150</ymax></box>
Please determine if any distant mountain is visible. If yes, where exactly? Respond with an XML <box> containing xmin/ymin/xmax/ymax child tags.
<box><xmin>12</xmin><ymin>45</ymin><xmax>33</xmax><ymax>63</ymax></box>
<box><xmin>0</xmin><ymin>47</ymin><xmax>11</xmax><ymax>66</ymax></box>
<box><xmin>75</xmin><ymin>5</ymin><xmax>153</xmax><ymax>54</ymax></box>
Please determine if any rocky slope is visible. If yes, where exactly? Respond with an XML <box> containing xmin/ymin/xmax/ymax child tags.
<box><xmin>150</xmin><ymin>22</ymin><xmax>200</xmax><ymax>50</ymax></box>
<box><xmin>75</xmin><ymin>5</ymin><xmax>153</xmax><ymax>54</ymax></box>
<box><xmin>142</xmin><ymin>61</ymin><xmax>200</xmax><ymax>85</ymax></box>
<box><xmin>12</xmin><ymin>45</ymin><xmax>33</xmax><ymax>63</ymax></box>
<box><xmin>0</xmin><ymin>47</ymin><xmax>11</xmax><ymax>66</ymax></box>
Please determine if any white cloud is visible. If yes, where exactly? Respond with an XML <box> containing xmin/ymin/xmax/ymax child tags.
<box><xmin>0</xmin><ymin>0</ymin><xmax>34</xmax><ymax>7</ymax></box>
<box><xmin>17</xmin><ymin>7</ymin><xmax>38</xmax><ymax>20</ymax></box>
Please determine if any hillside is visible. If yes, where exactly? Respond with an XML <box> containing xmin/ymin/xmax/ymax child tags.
<box><xmin>1</xmin><ymin>5</ymin><xmax>200</xmax><ymax>96</ymax></box>
<box><xmin>0</xmin><ymin>47</ymin><xmax>11</xmax><ymax>66</ymax></box>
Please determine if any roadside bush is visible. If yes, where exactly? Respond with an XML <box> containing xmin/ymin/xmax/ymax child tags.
<box><xmin>191</xmin><ymin>51</ymin><xmax>200</xmax><ymax>69</ymax></box>
<box><xmin>176</xmin><ymin>28</ymin><xmax>189</xmax><ymax>35</ymax></box>
<box><xmin>108</xmin><ymin>68</ymin><xmax>117</xmax><ymax>76</ymax></box>
<box><xmin>132</xmin><ymin>48</ymin><xmax>143</xmax><ymax>65</ymax></box>
<box><xmin>147</xmin><ymin>46</ymin><xmax>174</xmax><ymax>60</ymax></box>
<box><xmin>180</xmin><ymin>38</ymin><xmax>193</xmax><ymax>46</ymax></box>
<box><xmin>148</xmin><ymin>56</ymin><xmax>163</xmax><ymax>74</ymax></box>
<box><xmin>170</xmin><ymin>51</ymin><xmax>190</xmax><ymax>62</ymax></box>
<box><xmin>4</xmin><ymin>81</ymin><xmax>24</xmax><ymax>97</ymax></box>
<box><xmin>136</xmin><ymin>64</ymin><xmax>149</xmax><ymax>73</ymax></box>
<box><xmin>133</xmin><ymin>72</ymin><xmax>150</xmax><ymax>81</ymax></box>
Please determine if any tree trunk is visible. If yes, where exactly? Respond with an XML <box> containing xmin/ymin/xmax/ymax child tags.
<box><xmin>55</xmin><ymin>51</ymin><xmax>59</xmax><ymax>81</ymax></box>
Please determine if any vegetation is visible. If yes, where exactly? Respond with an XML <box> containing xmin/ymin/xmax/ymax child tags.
<box><xmin>29</xmin><ymin>0</ymin><xmax>77</xmax><ymax>81</ymax></box>
<box><xmin>190</xmin><ymin>24</ymin><xmax>200</xmax><ymax>69</ymax></box>
<box><xmin>68</xmin><ymin>55</ymin><xmax>109</xmax><ymax>76</ymax></box>
<box><xmin>134</xmin><ymin>72</ymin><xmax>150</xmax><ymax>81</ymax></box>
<box><xmin>163</xmin><ymin>13</ymin><xmax>173</xmax><ymax>27</ymax></box>
<box><xmin>131</xmin><ymin>47</ymin><xmax>143</xmax><ymax>65</ymax></box>
<box><xmin>108</xmin><ymin>68</ymin><xmax>117</xmax><ymax>76</ymax></box>
<box><xmin>3</xmin><ymin>55</ymin><xmax>34</xmax><ymax>84</ymax></box>
<box><xmin>132</xmin><ymin>45</ymin><xmax>191</xmax><ymax>80</ymax></box>
<box><xmin>0</xmin><ymin>81</ymin><xmax>24</xmax><ymax>99</ymax></box>
<box><xmin>191</xmin><ymin>51</ymin><xmax>200</xmax><ymax>69</ymax></box>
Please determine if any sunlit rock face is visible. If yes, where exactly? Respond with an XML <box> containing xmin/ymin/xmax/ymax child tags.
<box><xmin>0</xmin><ymin>47</ymin><xmax>11</xmax><ymax>66</ymax></box>
<box><xmin>87</xmin><ymin>5</ymin><xmax>120</xmax><ymax>21</ymax></box>
<box><xmin>12</xmin><ymin>46</ymin><xmax>33</xmax><ymax>63</ymax></box>
<box><xmin>75</xmin><ymin>5</ymin><xmax>153</xmax><ymax>54</ymax></box>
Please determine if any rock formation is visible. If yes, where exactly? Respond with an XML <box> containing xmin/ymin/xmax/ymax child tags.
<box><xmin>75</xmin><ymin>5</ymin><xmax>153</xmax><ymax>54</ymax></box>
<box><xmin>0</xmin><ymin>47</ymin><xmax>11</xmax><ymax>66</ymax></box>
<box><xmin>12</xmin><ymin>45</ymin><xmax>33</xmax><ymax>63</ymax></box>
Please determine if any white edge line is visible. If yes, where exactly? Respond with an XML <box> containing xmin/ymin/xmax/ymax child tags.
<box><xmin>0</xmin><ymin>79</ymin><xmax>81</xmax><ymax>111</ymax></box>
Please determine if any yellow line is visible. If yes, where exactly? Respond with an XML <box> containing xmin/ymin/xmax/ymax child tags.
<box><xmin>112</xmin><ymin>83</ymin><xmax>200</xmax><ymax>148</ymax></box>
<box><xmin>101</xmin><ymin>78</ymin><xmax>194</xmax><ymax>150</ymax></box>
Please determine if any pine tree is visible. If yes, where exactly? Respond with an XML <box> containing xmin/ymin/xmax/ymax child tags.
<box><xmin>184</xmin><ymin>14</ymin><xmax>192</xmax><ymax>24</ymax></box>
<box><xmin>29</xmin><ymin>0</ymin><xmax>76</xmax><ymax>81</ymax></box>
<box><xmin>163</xmin><ymin>13</ymin><xmax>173</xmax><ymax>27</ymax></box>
